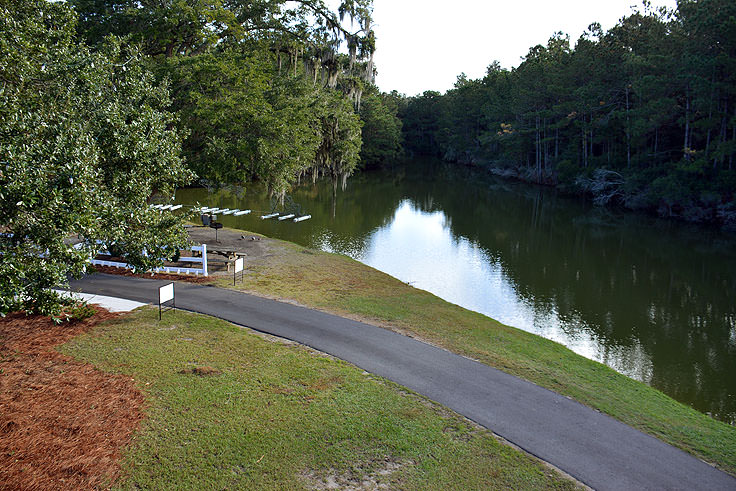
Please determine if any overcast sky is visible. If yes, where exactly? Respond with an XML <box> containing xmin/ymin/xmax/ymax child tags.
<box><xmin>366</xmin><ymin>0</ymin><xmax>677</xmax><ymax>96</ymax></box>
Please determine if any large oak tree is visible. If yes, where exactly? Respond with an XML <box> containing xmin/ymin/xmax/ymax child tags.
<box><xmin>0</xmin><ymin>0</ymin><xmax>193</xmax><ymax>317</ymax></box>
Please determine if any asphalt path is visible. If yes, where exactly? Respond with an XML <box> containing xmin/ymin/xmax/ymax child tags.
<box><xmin>69</xmin><ymin>274</ymin><xmax>736</xmax><ymax>490</ymax></box>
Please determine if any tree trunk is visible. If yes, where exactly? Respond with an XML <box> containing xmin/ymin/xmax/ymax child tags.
<box><xmin>684</xmin><ymin>84</ymin><xmax>691</xmax><ymax>161</ymax></box>
<box><xmin>331</xmin><ymin>188</ymin><xmax>337</xmax><ymax>219</ymax></box>
<box><xmin>536</xmin><ymin>115</ymin><xmax>541</xmax><ymax>180</ymax></box>
<box><xmin>705</xmin><ymin>70</ymin><xmax>716</xmax><ymax>159</ymax></box>
<box><xmin>582</xmin><ymin>122</ymin><xmax>587</xmax><ymax>168</ymax></box>
<box><xmin>589</xmin><ymin>112</ymin><xmax>594</xmax><ymax>163</ymax></box>
<box><xmin>706</xmin><ymin>123</ymin><xmax>712</xmax><ymax>159</ymax></box>
<box><xmin>730</xmin><ymin>104</ymin><xmax>735</xmax><ymax>170</ymax></box>
<box><xmin>543</xmin><ymin>118</ymin><xmax>548</xmax><ymax>173</ymax></box>
<box><xmin>716</xmin><ymin>99</ymin><xmax>728</xmax><ymax>170</ymax></box>
<box><xmin>626</xmin><ymin>86</ymin><xmax>631</xmax><ymax>168</ymax></box>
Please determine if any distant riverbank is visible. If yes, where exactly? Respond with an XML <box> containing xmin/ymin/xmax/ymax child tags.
<box><xmin>475</xmin><ymin>160</ymin><xmax>736</xmax><ymax>231</ymax></box>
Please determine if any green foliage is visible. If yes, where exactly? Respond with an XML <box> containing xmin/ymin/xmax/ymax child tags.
<box><xmin>162</xmin><ymin>48</ymin><xmax>321</xmax><ymax>197</ymax></box>
<box><xmin>400</xmin><ymin>1</ymin><xmax>736</xmax><ymax>228</ymax></box>
<box><xmin>71</xmin><ymin>0</ymin><xmax>374</xmax><ymax>60</ymax></box>
<box><xmin>71</xmin><ymin>0</ymin><xmax>388</xmax><ymax>198</ymax></box>
<box><xmin>160</xmin><ymin>45</ymin><xmax>370</xmax><ymax>199</ymax></box>
<box><xmin>313</xmin><ymin>90</ymin><xmax>363</xmax><ymax>192</ymax></box>
<box><xmin>59</xmin><ymin>300</ymin><xmax>97</xmax><ymax>324</ymax></box>
<box><xmin>359</xmin><ymin>91</ymin><xmax>404</xmax><ymax>169</ymax></box>
<box><xmin>0</xmin><ymin>0</ymin><xmax>193</xmax><ymax>316</ymax></box>
<box><xmin>402</xmin><ymin>91</ymin><xmax>445</xmax><ymax>156</ymax></box>
<box><xmin>2</xmin><ymin>0</ymin><xmax>383</xmax><ymax>319</ymax></box>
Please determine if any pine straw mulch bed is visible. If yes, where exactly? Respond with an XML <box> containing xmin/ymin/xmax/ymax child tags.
<box><xmin>0</xmin><ymin>307</ymin><xmax>144</xmax><ymax>490</ymax></box>
<box><xmin>92</xmin><ymin>264</ymin><xmax>215</xmax><ymax>283</ymax></box>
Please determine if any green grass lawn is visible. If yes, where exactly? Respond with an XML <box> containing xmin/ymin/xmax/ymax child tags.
<box><xmin>62</xmin><ymin>308</ymin><xmax>578</xmax><ymax>490</ymax></box>
<box><xmin>210</xmin><ymin>231</ymin><xmax>736</xmax><ymax>476</ymax></box>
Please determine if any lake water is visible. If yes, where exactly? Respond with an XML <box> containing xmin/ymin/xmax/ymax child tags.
<box><xmin>176</xmin><ymin>160</ymin><xmax>736</xmax><ymax>424</ymax></box>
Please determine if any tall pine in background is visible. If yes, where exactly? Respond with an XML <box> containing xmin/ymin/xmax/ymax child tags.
<box><xmin>401</xmin><ymin>0</ymin><xmax>736</xmax><ymax>229</ymax></box>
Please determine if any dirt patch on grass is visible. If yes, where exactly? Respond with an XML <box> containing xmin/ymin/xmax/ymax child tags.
<box><xmin>179</xmin><ymin>365</ymin><xmax>222</xmax><ymax>376</ymax></box>
<box><xmin>300</xmin><ymin>457</ymin><xmax>406</xmax><ymax>490</ymax></box>
<box><xmin>0</xmin><ymin>308</ymin><xmax>144</xmax><ymax>490</ymax></box>
<box><xmin>308</xmin><ymin>375</ymin><xmax>344</xmax><ymax>391</ymax></box>
<box><xmin>187</xmin><ymin>225</ymin><xmax>270</xmax><ymax>261</ymax></box>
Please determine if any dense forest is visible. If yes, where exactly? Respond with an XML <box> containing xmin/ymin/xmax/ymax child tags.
<box><xmin>70</xmin><ymin>0</ymin><xmax>403</xmax><ymax>196</ymax></box>
<box><xmin>3</xmin><ymin>0</ymin><xmax>734</xmax><ymax>314</ymax></box>
<box><xmin>1</xmin><ymin>0</ymin><xmax>405</xmax><ymax>314</ymax></box>
<box><xmin>400</xmin><ymin>0</ymin><xmax>736</xmax><ymax>230</ymax></box>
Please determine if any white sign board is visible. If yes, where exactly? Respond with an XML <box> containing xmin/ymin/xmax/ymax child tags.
<box><xmin>234</xmin><ymin>257</ymin><xmax>244</xmax><ymax>274</ymax></box>
<box><xmin>159</xmin><ymin>283</ymin><xmax>174</xmax><ymax>304</ymax></box>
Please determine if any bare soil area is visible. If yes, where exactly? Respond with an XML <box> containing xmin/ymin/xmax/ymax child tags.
<box><xmin>185</xmin><ymin>224</ymin><xmax>275</xmax><ymax>272</ymax></box>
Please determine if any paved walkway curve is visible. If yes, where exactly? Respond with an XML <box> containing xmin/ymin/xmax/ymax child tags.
<box><xmin>69</xmin><ymin>274</ymin><xmax>736</xmax><ymax>491</ymax></box>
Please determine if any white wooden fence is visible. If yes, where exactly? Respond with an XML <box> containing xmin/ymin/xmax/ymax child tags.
<box><xmin>88</xmin><ymin>244</ymin><xmax>208</xmax><ymax>276</ymax></box>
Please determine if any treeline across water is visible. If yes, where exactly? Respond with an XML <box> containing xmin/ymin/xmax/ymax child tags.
<box><xmin>399</xmin><ymin>0</ymin><xmax>736</xmax><ymax>230</ymax></box>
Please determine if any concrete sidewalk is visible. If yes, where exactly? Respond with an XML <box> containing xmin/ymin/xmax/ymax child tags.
<box><xmin>68</xmin><ymin>273</ymin><xmax>736</xmax><ymax>491</ymax></box>
<box><xmin>54</xmin><ymin>289</ymin><xmax>147</xmax><ymax>312</ymax></box>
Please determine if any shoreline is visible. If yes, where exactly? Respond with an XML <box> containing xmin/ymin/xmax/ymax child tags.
<box><xmin>177</xmin><ymin>224</ymin><xmax>736</xmax><ymax>475</ymax></box>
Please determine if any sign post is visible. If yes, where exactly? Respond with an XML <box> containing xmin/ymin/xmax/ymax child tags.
<box><xmin>159</xmin><ymin>282</ymin><xmax>174</xmax><ymax>320</ymax></box>
<box><xmin>233</xmin><ymin>256</ymin><xmax>244</xmax><ymax>285</ymax></box>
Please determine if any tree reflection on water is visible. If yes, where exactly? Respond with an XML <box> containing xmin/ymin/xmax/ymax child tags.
<box><xmin>177</xmin><ymin>160</ymin><xmax>736</xmax><ymax>423</ymax></box>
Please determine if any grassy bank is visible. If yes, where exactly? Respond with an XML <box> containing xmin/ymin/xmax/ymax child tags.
<box><xmin>62</xmin><ymin>308</ymin><xmax>578</xmax><ymax>489</ymax></box>
<box><xmin>208</xmin><ymin>229</ymin><xmax>736</xmax><ymax>476</ymax></box>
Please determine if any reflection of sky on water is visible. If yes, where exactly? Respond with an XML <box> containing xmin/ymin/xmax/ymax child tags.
<box><xmin>320</xmin><ymin>199</ymin><xmax>653</xmax><ymax>381</ymax></box>
<box><xmin>176</xmin><ymin>178</ymin><xmax>736</xmax><ymax>422</ymax></box>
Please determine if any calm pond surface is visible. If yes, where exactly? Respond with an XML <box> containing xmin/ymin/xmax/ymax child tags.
<box><xmin>176</xmin><ymin>160</ymin><xmax>736</xmax><ymax>424</ymax></box>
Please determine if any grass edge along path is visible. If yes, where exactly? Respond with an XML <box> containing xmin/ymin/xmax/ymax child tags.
<box><xmin>62</xmin><ymin>308</ymin><xmax>581</xmax><ymax>490</ymax></box>
<box><xmin>207</xmin><ymin>228</ymin><xmax>736</xmax><ymax>477</ymax></box>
